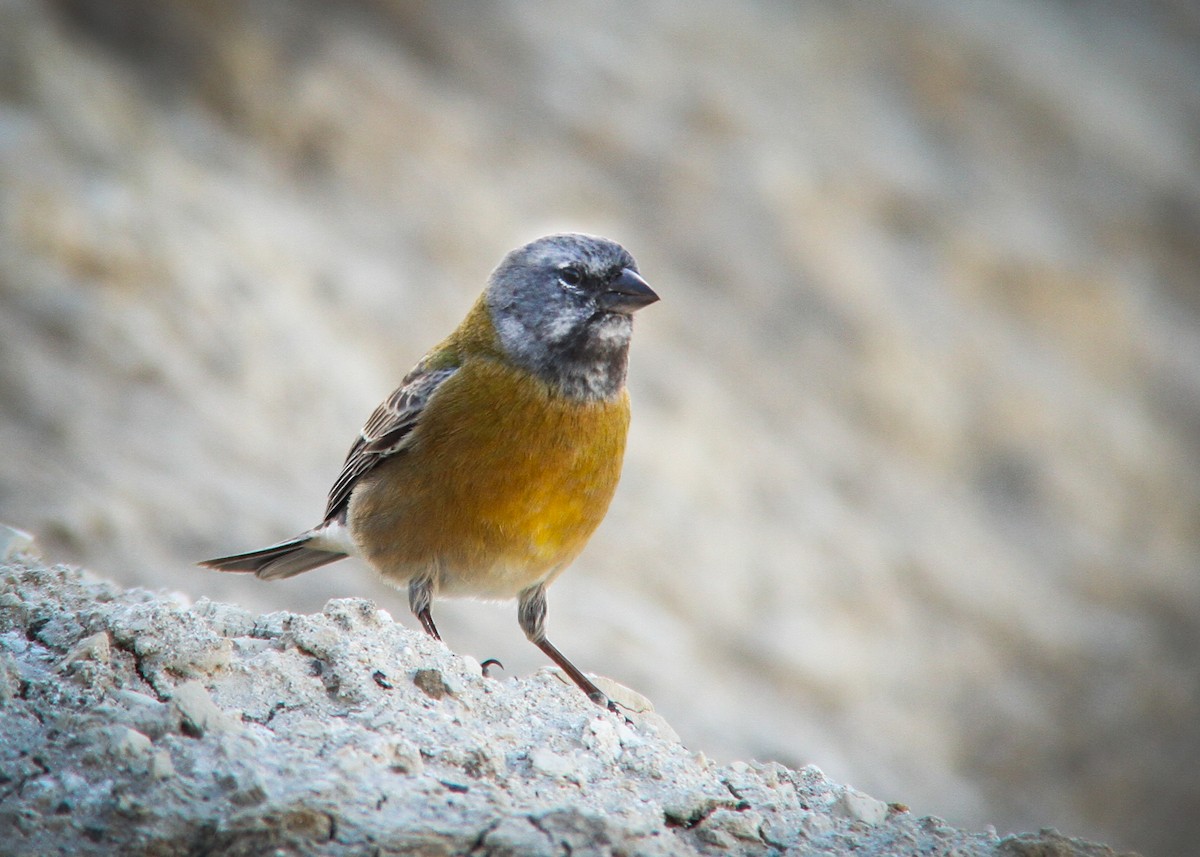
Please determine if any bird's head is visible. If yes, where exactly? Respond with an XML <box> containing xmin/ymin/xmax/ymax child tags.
<box><xmin>486</xmin><ymin>233</ymin><xmax>658</xmax><ymax>400</ymax></box>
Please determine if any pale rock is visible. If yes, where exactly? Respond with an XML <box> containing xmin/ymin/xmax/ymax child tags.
<box><xmin>836</xmin><ymin>787</ymin><xmax>891</xmax><ymax>826</ymax></box>
<box><xmin>0</xmin><ymin>541</ymin><xmax>1132</xmax><ymax>856</ymax></box>
<box><xmin>581</xmin><ymin>715</ymin><xmax>622</xmax><ymax>763</ymax></box>
<box><xmin>529</xmin><ymin>746</ymin><xmax>580</xmax><ymax>781</ymax></box>
<box><xmin>170</xmin><ymin>679</ymin><xmax>239</xmax><ymax>737</ymax></box>
<box><xmin>107</xmin><ymin>726</ymin><xmax>153</xmax><ymax>759</ymax></box>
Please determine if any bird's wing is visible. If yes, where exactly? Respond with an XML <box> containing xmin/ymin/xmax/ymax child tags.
<box><xmin>323</xmin><ymin>361</ymin><xmax>459</xmax><ymax>522</ymax></box>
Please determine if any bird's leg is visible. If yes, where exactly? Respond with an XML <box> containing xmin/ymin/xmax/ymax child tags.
<box><xmin>518</xmin><ymin>584</ymin><xmax>619</xmax><ymax>713</ymax></box>
<box><xmin>408</xmin><ymin>576</ymin><xmax>441</xmax><ymax>641</ymax></box>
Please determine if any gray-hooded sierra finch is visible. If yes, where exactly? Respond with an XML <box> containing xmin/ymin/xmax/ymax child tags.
<box><xmin>201</xmin><ymin>233</ymin><xmax>658</xmax><ymax>711</ymax></box>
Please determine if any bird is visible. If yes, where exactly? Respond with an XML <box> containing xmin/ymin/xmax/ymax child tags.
<box><xmin>200</xmin><ymin>233</ymin><xmax>658</xmax><ymax>712</ymax></box>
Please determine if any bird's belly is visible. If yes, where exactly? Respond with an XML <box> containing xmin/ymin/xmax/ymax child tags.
<box><xmin>347</xmin><ymin>364</ymin><xmax>629</xmax><ymax>599</ymax></box>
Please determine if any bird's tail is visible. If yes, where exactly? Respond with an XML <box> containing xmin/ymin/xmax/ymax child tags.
<box><xmin>199</xmin><ymin>529</ymin><xmax>349</xmax><ymax>580</ymax></box>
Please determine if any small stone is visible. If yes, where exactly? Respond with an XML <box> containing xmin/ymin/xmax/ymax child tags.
<box><xmin>192</xmin><ymin>599</ymin><xmax>257</xmax><ymax>638</ymax></box>
<box><xmin>834</xmin><ymin>787</ymin><xmax>889</xmax><ymax>826</ymax></box>
<box><xmin>171</xmin><ymin>680</ymin><xmax>237</xmax><ymax>737</ymax></box>
<box><xmin>439</xmin><ymin>744</ymin><xmax>506</xmax><ymax>781</ymax></box>
<box><xmin>384</xmin><ymin>736</ymin><xmax>425</xmax><ymax>774</ymax></box>
<box><xmin>63</xmin><ymin>632</ymin><xmax>111</xmax><ymax>668</ymax></box>
<box><xmin>323</xmin><ymin>598</ymin><xmax>380</xmax><ymax>631</ymax></box>
<box><xmin>581</xmin><ymin>716</ymin><xmax>622</xmax><ymax>763</ymax></box>
<box><xmin>149</xmin><ymin>750</ymin><xmax>176</xmax><ymax>780</ymax></box>
<box><xmin>108</xmin><ymin>726</ymin><xmax>153</xmax><ymax>759</ymax></box>
<box><xmin>252</xmin><ymin>611</ymin><xmax>291</xmax><ymax>638</ymax></box>
<box><xmin>694</xmin><ymin>825</ymin><xmax>736</xmax><ymax>848</ymax></box>
<box><xmin>413</xmin><ymin>667</ymin><xmax>452</xmax><ymax>699</ymax></box>
<box><xmin>290</xmin><ymin>616</ymin><xmax>343</xmax><ymax>660</ymax></box>
<box><xmin>167</xmin><ymin>635</ymin><xmax>234</xmax><ymax>676</ymax></box>
<box><xmin>530</xmin><ymin>747</ymin><xmax>578</xmax><ymax>779</ymax></box>
<box><xmin>704</xmin><ymin>808</ymin><xmax>765</xmax><ymax>842</ymax></box>
<box><xmin>663</xmin><ymin>793</ymin><xmax>727</xmax><ymax>828</ymax></box>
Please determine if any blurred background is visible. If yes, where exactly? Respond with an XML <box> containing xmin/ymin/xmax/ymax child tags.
<box><xmin>1</xmin><ymin>1</ymin><xmax>1198</xmax><ymax>853</ymax></box>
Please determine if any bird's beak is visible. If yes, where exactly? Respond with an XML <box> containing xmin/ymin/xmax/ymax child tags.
<box><xmin>600</xmin><ymin>268</ymin><xmax>659</xmax><ymax>314</ymax></box>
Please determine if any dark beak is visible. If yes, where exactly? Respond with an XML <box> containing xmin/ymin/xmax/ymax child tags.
<box><xmin>599</xmin><ymin>268</ymin><xmax>659</xmax><ymax>314</ymax></box>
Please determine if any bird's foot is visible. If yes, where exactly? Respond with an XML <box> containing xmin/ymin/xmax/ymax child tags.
<box><xmin>593</xmin><ymin>692</ymin><xmax>634</xmax><ymax>725</ymax></box>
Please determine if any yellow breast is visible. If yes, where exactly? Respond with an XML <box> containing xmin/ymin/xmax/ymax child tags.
<box><xmin>348</xmin><ymin>358</ymin><xmax>630</xmax><ymax>598</ymax></box>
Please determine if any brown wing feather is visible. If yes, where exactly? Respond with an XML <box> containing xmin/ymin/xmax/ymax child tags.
<box><xmin>323</xmin><ymin>363</ymin><xmax>458</xmax><ymax>522</ymax></box>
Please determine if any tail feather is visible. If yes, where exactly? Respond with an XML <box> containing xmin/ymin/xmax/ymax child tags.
<box><xmin>199</xmin><ymin>535</ymin><xmax>347</xmax><ymax>580</ymax></box>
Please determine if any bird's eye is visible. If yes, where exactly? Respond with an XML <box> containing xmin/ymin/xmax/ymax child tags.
<box><xmin>558</xmin><ymin>266</ymin><xmax>584</xmax><ymax>288</ymax></box>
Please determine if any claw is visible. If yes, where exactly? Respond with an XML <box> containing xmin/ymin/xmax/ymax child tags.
<box><xmin>480</xmin><ymin>658</ymin><xmax>504</xmax><ymax>677</ymax></box>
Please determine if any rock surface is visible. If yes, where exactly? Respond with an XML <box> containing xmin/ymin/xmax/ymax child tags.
<box><xmin>0</xmin><ymin>554</ymin><xmax>1129</xmax><ymax>857</ymax></box>
<box><xmin>1</xmin><ymin>3</ymin><xmax>1198</xmax><ymax>856</ymax></box>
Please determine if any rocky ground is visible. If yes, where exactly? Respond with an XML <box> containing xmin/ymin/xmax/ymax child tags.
<box><xmin>1</xmin><ymin>3</ymin><xmax>1198</xmax><ymax>855</ymax></box>
<box><xmin>0</xmin><ymin>545</ymin><xmax>1131</xmax><ymax>856</ymax></box>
